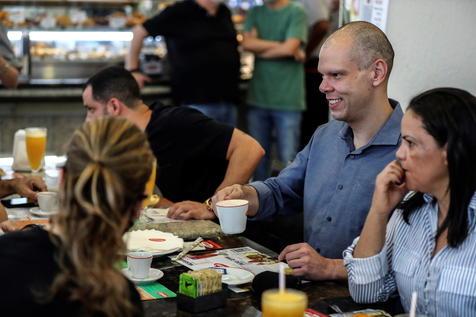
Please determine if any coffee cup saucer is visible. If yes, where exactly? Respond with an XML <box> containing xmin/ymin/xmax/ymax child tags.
<box><xmin>217</xmin><ymin>267</ymin><xmax>254</xmax><ymax>285</ymax></box>
<box><xmin>29</xmin><ymin>207</ymin><xmax>58</xmax><ymax>217</ymax></box>
<box><xmin>122</xmin><ymin>268</ymin><xmax>164</xmax><ymax>284</ymax></box>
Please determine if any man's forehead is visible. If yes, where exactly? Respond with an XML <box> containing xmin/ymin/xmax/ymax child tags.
<box><xmin>321</xmin><ymin>34</ymin><xmax>354</xmax><ymax>55</ymax></box>
<box><xmin>318</xmin><ymin>45</ymin><xmax>356</xmax><ymax>72</ymax></box>
<box><xmin>82</xmin><ymin>86</ymin><xmax>104</xmax><ymax>106</ymax></box>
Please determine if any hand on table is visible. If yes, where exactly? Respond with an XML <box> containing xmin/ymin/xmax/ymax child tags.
<box><xmin>10</xmin><ymin>175</ymin><xmax>47</xmax><ymax>201</ymax></box>
<box><xmin>0</xmin><ymin>220</ymin><xmax>17</xmax><ymax>233</ymax></box>
<box><xmin>167</xmin><ymin>201</ymin><xmax>216</xmax><ymax>220</ymax></box>
<box><xmin>278</xmin><ymin>242</ymin><xmax>346</xmax><ymax>281</ymax></box>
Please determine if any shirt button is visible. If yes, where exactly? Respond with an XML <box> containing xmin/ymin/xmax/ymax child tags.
<box><xmin>337</xmin><ymin>184</ymin><xmax>343</xmax><ymax>190</ymax></box>
<box><xmin>326</xmin><ymin>216</ymin><xmax>332</xmax><ymax>222</ymax></box>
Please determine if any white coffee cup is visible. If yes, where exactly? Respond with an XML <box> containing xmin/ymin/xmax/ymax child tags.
<box><xmin>127</xmin><ymin>252</ymin><xmax>153</xmax><ymax>279</ymax></box>
<box><xmin>37</xmin><ymin>191</ymin><xmax>59</xmax><ymax>212</ymax></box>
<box><xmin>216</xmin><ymin>199</ymin><xmax>249</xmax><ymax>234</ymax></box>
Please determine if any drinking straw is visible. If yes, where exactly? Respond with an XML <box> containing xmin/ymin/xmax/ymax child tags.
<box><xmin>279</xmin><ymin>262</ymin><xmax>285</xmax><ymax>293</ymax></box>
<box><xmin>409</xmin><ymin>291</ymin><xmax>417</xmax><ymax>317</ymax></box>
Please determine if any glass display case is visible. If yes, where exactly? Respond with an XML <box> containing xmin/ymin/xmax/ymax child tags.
<box><xmin>1</xmin><ymin>0</ymin><xmax>165</xmax><ymax>83</ymax></box>
<box><xmin>1</xmin><ymin>0</ymin><xmax>256</xmax><ymax>84</ymax></box>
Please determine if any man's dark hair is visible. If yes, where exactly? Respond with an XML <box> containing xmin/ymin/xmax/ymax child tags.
<box><xmin>400</xmin><ymin>87</ymin><xmax>476</xmax><ymax>247</ymax></box>
<box><xmin>84</xmin><ymin>66</ymin><xmax>141</xmax><ymax>108</ymax></box>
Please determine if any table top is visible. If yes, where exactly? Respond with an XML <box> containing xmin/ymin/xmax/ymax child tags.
<box><xmin>1</xmin><ymin>157</ymin><xmax>402</xmax><ymax>316</ymax></box>
<box><xmin>1</xmin><ymin>211</ymin><xmax>402</xmax><ymax>315</ymax></box>
<box><xmin>141</xmin><ymin>235</ymin><xmax>377</xmax><ymax>317</ymax></box>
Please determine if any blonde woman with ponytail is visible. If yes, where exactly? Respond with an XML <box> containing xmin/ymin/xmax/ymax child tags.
<box><xmin>0</xmin><ymin>117</ymin><xmax>154</xmax><ymax>317</ymax></box>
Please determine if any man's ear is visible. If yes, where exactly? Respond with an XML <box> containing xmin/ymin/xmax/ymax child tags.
<box><xmin>106</xmin><ymin>98</ymin><xmax>122</xmax><ymax>116</ymax></box>
<box><xmin>370</xmin><ymin>58</ymin><xmax>388</xmax><ymax>87</ymax></box>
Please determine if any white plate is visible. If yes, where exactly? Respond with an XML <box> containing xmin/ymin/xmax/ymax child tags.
<box><xmin>146</xmin><ymin>247</ymin><xmax>181</xmax><ymax>257</ymax></box>
<box><xmin>122</xmin><ymin>267</ymin><xmax>164</xmax><ymax>284</ymax></box>
<box><xmin>124</xmin><ymin>229</ymin><xmax>184</xmax><ymax>257</ymax></box>
<box><xmin>29</xmin><ymin>207</ymin><xmax>58</xmax><ymax>217</ymax></box>
<box><xmin>219</xmin><ymin>267</ymin><xmax>254</xmax><ymax>285</ymax></box>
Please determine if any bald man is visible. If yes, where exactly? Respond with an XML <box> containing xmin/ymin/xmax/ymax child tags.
<box><xmin>213</xmin><ymin>21</ymin><xmax>403</xmax><ymax>281</ymax></box>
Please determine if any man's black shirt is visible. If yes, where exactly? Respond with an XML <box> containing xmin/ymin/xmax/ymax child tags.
<box><xmin>143</xmin><ymin>0</ymin><xmax>240</xmax><ymax>106</ymax></box>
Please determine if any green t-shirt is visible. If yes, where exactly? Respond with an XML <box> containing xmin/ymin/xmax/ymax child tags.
<box><xmin>245</xmin><ymin>2</ymin><xmax>307</xmax><ymax>111</ymax></box>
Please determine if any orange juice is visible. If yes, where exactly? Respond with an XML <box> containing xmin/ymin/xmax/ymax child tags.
<box><xmin>142</xmin><ymin>159</ymin><xmax>157</xmax><ymax>208</ymax></box>
<box><xmin>262</xmin><ymin>289</ymin><xmax>307</xmax><ymax>317</ymax></box>
<box><xmin>25</xmin><ymin>128</ymin><xmax>47</xmax><ymax>172</ymax></box>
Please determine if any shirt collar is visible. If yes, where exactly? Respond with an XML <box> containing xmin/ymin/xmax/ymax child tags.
<box><xmin>338</xmin><ymin>99</ymin><xmax>403</xmax><ymax>150</ymax></box>
<box><xmin>370</xmin><ymin>99</ymin><xmax>403</xmax><ymax>146</ymax></box>
<box><xmin>423</xmin><ymin>192</ymin><xmax>476</xmax><ymax>230</ymax></box>
<box><xmin>423</xmin><ymin>193</ymin><xmax>434</xmax><ymax>204</ymax></box>
<box><xmin>469</xmin><ymin>193</ymin><xmax>476</xmax><ymax>229</ymax></box>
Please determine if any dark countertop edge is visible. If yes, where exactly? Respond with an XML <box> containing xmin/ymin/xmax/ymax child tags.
<box><xmin>0</xmin><ymin>79</ymin><xmax>249</xmax><ymax>101</ymax></box>
<box><xmin>0</xmin><ymin>82</ymin><xmax>171</xmax><ymax>101</ymax></box>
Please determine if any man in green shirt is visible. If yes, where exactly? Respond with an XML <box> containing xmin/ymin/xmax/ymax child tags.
<box><xmin>243</xmin><ymin>0</ymin><xmax>307</xmax><ymax>180</ymax></box>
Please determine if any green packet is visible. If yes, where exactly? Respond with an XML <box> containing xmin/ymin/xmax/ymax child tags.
<box><xmin>179</xmin><ymin>270</ymin><xmax>222</xmax><ymax>298</ymax></box>
<box><xmin>138</xmin><ymin>283</ymin><xmax>176</xmax><ymax>300</ymax></box>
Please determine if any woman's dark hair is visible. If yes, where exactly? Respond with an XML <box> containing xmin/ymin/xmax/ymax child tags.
<box><xmin>400</xmin><ymin>87</ymin><xmax>476</xmax><ymax>247</ymax></box>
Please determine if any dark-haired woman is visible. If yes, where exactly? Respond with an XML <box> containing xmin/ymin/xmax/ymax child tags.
<box><xmin>343</xmin><ymin>88</ymin><xmax>476</xmax><ymax>317</ymax></box>
<box><xmin>0</xmin><ymin>117</ymin><xmax>154</xmax><ymax>316</ymax></box>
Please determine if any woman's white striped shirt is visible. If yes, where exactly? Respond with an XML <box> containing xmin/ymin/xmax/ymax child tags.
<box><xmin>343</xmin><ymin>193</ymin><xmax>476</xmax><ymax>317</ymax></box>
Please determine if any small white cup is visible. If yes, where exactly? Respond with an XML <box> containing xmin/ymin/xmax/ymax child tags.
<box><xmin>37</xmin><ymin>191</ymin><xmax>59</xmax><ymax>212</ymax></box>
<box><xmin>127</xmin><ymin>252</ymin><xmax>153</xmax><ymax>279</ymax></box>
<box><xmin>216</xmin><ymin>199</ymin><xmax>249</xmax><ymax>234</ymax></box>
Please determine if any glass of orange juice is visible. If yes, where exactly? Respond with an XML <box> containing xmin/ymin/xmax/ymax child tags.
<box><xmin>142</xmin><ymin>159</ymin><xmax>159</xmax><ymax>208</ymax></box>
<box><xmin>262</xmin><ymin>289</ymin><xmax>307</xmax><ymax>317</ymax></box>
<box><xmin>25</xmin><ymin>127</ymin><xmax>47</xmax><ymax>173</ymax></box>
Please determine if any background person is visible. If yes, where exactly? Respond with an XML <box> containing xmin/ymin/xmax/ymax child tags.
<box><xmin>298</xmin><ymin>0</ymin><xmax>330</xmax><ymax>148</ymax></box>
<box><xmin>83</xmin><ymin>67</ymin><xmax>264</xmax><ymax>220</ymax></box>
<box><xmin>125</xmin><ymin>0</ymin><xmax>240</xmax><ymax>126</ymax></box>
<box><xmin>0</xmin><ymin>117</ymin><xmax>154</xmax><ymax>316</ymax></box>
<box><xmin>242</xmin><ymin>0</ymin><xmax>307</xmax><ymax>180</ymax></box>
<box><xmin>0</xmin><ymin>22</ymin><xmax>20</xmax><ymax>88</ymax></box>
<box><xmin>213</xmin><ymin>21</ymin><xmax>401</xmax><ymax>281</ymax></box>
<box><xmin>344</xmin><ymin>88</ymin><xmax>476</xmax><ymax>316</ymax></box>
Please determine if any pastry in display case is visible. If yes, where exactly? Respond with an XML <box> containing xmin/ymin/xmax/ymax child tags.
<box><xmin>0</xmin><ymin>0</ymin><xmax>163</xmax><ymax>83</ymax></box>
<box><xmin>0</xmin><ymin>0</ymin><xmax>257</xmax><ymax>84</ymax></box>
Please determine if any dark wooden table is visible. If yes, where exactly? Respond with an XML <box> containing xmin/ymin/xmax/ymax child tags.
<box><xmin>141</xmin><ymin>235</ymin><xmax>404</xmax><ymax>317</ymax></box>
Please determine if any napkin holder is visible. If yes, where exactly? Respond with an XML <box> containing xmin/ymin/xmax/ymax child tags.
<box><xmin>12</xmin><ymin>129</ymin><xmax>31</xmax><ymax>172</ymax></box>
<box><xmin>176</xmin><ymin>270</ymin><xmax>227</xmax><ymax>313</ymax></box>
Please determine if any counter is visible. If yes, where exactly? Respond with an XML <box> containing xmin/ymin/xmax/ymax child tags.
<box><xmin>0</xmin><ymin>80</ymin><xmax>172</xmax><ymax>155</ymax></box>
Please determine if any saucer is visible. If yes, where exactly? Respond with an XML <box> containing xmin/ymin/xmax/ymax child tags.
<box><xmin>219</xmin><ymin>267</ymin><xmax>254</xmax><ymax>285</ymax></box>
<box><xmin>122</xmin><ymin>268</ymin><xmax>164</xmax><ymax>284</ymax></box>
<box><xmin>29</xmin><ymin>207</ymin><xmax>58</xmax><ymax>217</ymax></box>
